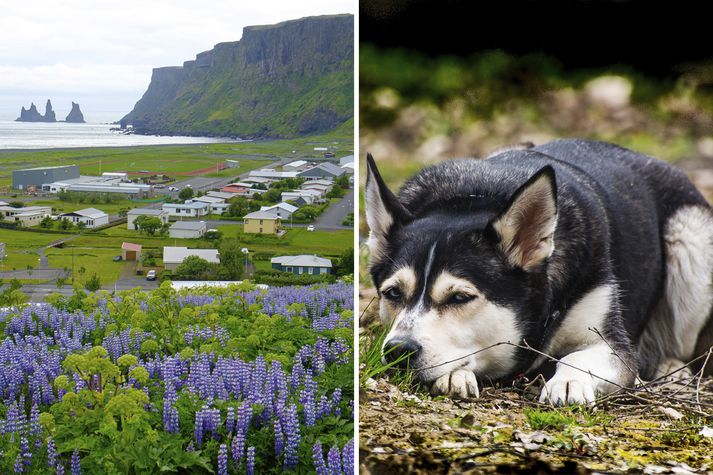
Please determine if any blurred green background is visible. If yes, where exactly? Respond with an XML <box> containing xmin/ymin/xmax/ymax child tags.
<box><xmin>358</xmin><ymin>0</ymin><xmax>713</xmax><ymax>283</ymax></box>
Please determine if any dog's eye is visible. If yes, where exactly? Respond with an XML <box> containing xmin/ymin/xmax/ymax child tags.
<box><xmin>448</xmin><ymin>292</ymin><xmax>476</xmax><ymax>305</ymax></box>
<box><xmin>383</xmin><ymin>287</ymin><xmax>402</xmax><ymax>301</ymax></box>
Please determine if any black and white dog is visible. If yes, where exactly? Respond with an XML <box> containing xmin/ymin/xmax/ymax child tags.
<box><xmin>365</xmin><ymin>139</ymin><xmax>713</xmax><ymax>405</ymax></box>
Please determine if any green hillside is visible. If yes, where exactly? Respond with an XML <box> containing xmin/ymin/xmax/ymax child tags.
<box><xmin>122</xmin><ymin>14</ymin><xmax>354</xmax><ymax>139</ymax></box>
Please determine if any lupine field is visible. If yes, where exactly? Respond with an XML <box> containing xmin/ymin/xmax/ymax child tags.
<box><xmin>0</xmin><ymin>281</ymin><xmax>354</xmax><ymax>474</ymax></box>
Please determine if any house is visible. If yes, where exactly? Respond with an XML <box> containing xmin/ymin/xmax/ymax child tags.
<box><xmin>271</xmin><ymin>255</ymin><xmax>332</xmax><ymax>275</ymax></box>
<box><xmin>191</xmin><ymin>196</ymin><xmax>229</xmax><ymax>214</ymax></box>
<box><xmin>163</xmin><ymin>246</ymin><xmax>220</xmax><ymax>271</ymax></box>
<box><xmin>339</xmin><ymin>155</ymin><xmax>354</xmax><ymax>167</ymax></box>
<box><xmin>162</xmin><ymin>202</ymin><xmax>209</xmax><ymax>217</ymax></box>
<box><xmin>206</xmin><ymin>191</ymin><xmax>237</xmax><ymax>200</ymax></box>
<box><xmin>242</xmin><ymin>177</ymin><xmax>272</xmax><ymax>185</ymax></box>
<box><xmin>243</xmin><ymin>211</ymin><xmax>281</xmax><ymax>234</ymax></box>
<box><xmin>127</xmin><ymin>208</ymin><xmax>169</xmax><ymax>230</ymax></box>
<box><xmin>298</xmin><ymin>163</ymin><xmax>346</xmax><ymax>180</ymax></box>
<box><xmin>259</xmin><ymin>202</ymin><xmax>299</xmax><ymax>220</ymax></box>
<box><xmin>301</xmin><ymin>182</ymin><xmax>331</xmax><ymax>196</ymax></box>
<box><xmin>0</xmin><ymin>206</ymin><xmax>52</xmax><ymax>227</ymax></box>
<box><xmin>281</xmin><ymin>189</ymin><xmax>322</xmax><ymax>205</ymax></box>
<box><xmin>341</xmin><ymin>162</ymin><xmax>355</xmax><ymax>173</ymax></box>
<box><xmin>59</xmin><ymin>208</ymin><xmax>109</xmax><ymax>228</ymax></box>
<box><xmin>169</xmin><ymin>221</ymin><xmax>207</xmax><ymax>239</ymax></box>
<box><xmin>121</xmin><ymin>242</ymin><xmax>142</xmax><ymax>261</ymax></box>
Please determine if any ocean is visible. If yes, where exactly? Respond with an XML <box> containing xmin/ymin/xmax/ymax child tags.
<box><xmin>0</xmin><ymin>120</ymin><xmax>234</xmax><ymax>150</ymax></box>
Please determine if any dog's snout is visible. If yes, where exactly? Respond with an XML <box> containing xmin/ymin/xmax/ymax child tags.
<box><xmin>384</xmin><ymin>338</ymin><xmax>422</xmax><ymax>368</ymax></box>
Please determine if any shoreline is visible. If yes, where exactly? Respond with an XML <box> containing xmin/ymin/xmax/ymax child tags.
<box><xmin>0</xmin><ymin>139</ymin><xmax>243</xmax><ymax>154</ymax></box>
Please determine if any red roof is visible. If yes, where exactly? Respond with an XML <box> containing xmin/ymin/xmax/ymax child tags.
<box><xmin>121</xmin><ymin>242</ymin><xmax>142</xmax><ymax>251</ymax></box>
<box><xmin>222</xmin><ymin>185</ymin><xmax>247</xmax><ymax>193</ymax></box>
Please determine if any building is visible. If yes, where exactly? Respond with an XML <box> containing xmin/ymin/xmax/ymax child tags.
<box><xmin>284</xmin><ymin>160</ymin><xmax>311</xmax><ymax>171</ymax></box>
<box><xmin>162</xmin><ymin>202</ymin><xmax>209</xmax><ymax>218</ymax></box>
<box><xmin>301</xmin><ymin>182</ymin><xmax>331</xmax><ymax>196</ymax></box>
<box><xmin>59</xmin><ymin>208</ymin><xmax>109</xmax><ymax>228</ymax></box>
<box><xmin>221</xmin><ymin>185</ymin><xmax>250</xmax><ymax>194</ymax></box>
<box><xmin>259</xmin><ymin>202</ymin><xmax>299</xmax><ymax>220</ymax></box>
<box><xmin>12</xmin><ymin>164</ymin><xmax>80</xmax><ymax>190</ymax></box>
<box><xmin>127</xmin><ymin>208</ymin><xmax>169</xmax><ymax>230</ymax></box>
<box><xmin>298</xmin><ymin>163</ymin><xmax>346</xmax><ymax>180</ymax></box>
<box><xmin>248</xmin><ymin>169</ymin><xmax>300</xmax><ymax>180</ymax></box>
<box><xmin>121</xmin><ymin>242</ymin><xmax>142</xmax><ymax>261</ymax></box>
<box><xmin>0</xmin><ymin>205</ymin><xmax>52</xmax><ymax>224</ymax></box>
<box><xmin>242</xmin><ymin>177</ymin><xmax>272</xmax><ymax>185</ymax></box>
<box><xmin>206</xmin><ymin>191</ymin><xmax>237</xmax><ymax>200</ymax></box>
<box><xmin>190</xmin><ymin>196</ymin><xmax>229</xmax><ymax>214</ymax></box>
<box><xmin>163</xmin><ymin>246</ymin><xmax>220</xmax><ymax>271</ymax></box>
<box><xmin>271</xmin><ymin>255</ymin><xmax>332</xmax><ymax>275</ymax></box>
<box><xmin>339</xmin><ymin>155</ymin><xmax>354</xmax><ymax>167</ymax></box>
<box><xmin>341</xmin><ymin>162</ymin><xmax>355</xmax><ymax>173</ymax></box>
<box><xmin>243</xmin><ymin>211</ymin><xmax>281</xmax><ymax>234</ymax></box>
<box><xmin>169</xmin><ymin>221</ymin><xmax>207</xmax><ymax>239</ymax></box>
<box><xmin>281</xmin><ymin>189</ymin><xmax>322</xmax><ymax>204</ymax></box>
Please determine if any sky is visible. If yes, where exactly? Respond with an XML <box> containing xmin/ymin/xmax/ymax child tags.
<box><xmin>0</xmin><ymin>0</ymin><xmax>354</xmax><ymax>122</ymax></box>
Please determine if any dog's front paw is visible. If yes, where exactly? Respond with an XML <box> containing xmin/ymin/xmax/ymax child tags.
<box><xmin>539</xmin><ymin>373</ymin><xmax>596</xmax><ymax>406</ymax></box>
<box><xmin>431</xmin><ymin>369</ymin><xmax>479</xmax><ymax>399</ymax></box>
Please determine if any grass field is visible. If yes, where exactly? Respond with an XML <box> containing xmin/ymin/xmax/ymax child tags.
<box><xmin>0</xmin><ymin>132</ymin><xmax>354</xmax><ymax>188</ymax></box>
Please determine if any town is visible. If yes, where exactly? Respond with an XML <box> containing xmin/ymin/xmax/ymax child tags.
<box><xmin>0</xmin><ymin>143</ymin><xmax>354</xmax><ymax>302</ymax></box>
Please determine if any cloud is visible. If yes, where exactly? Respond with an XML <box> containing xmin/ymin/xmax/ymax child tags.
<box><xmin>0</xmin><ymin>0</ymin><xmax>354</xmax><ymax>113</ymax></box>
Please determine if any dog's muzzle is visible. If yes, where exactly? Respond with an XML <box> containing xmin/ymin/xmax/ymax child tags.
<box><xmin>383</xmin><ymin>337</ymin><xmax>422</xmax><ymax>369</ymax></box>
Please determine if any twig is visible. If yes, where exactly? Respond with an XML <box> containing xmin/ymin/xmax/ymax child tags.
<box><xmin>696</xmin><ymin>346</ymin><xmax>712</xmax><ymax>412</ymax></box>
<box><xmin>359</xmin><ymin>295</ymin><xmax>376</xmax><ymax>325</ymax></box>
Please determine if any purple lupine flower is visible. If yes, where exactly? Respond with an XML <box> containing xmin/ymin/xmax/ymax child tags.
<box><xmin>327</xmin><ymin>446</ymin><xmax>341</xmax><ymax>475</ymax></box>
<box><xmin>194</xmin><ymin>409</ymin><xmax>204</xmax><ymax>446</ymax></box>
<box><xmin>71</xmin><ymin>449</ymin><xmax>81</xmax><ymax>475</ymax></box>
<box><xmin>274</xmin><ymin>418</ymin><xmax>284</xmax><ymax>457</ymax></box>
<box><xmin>231</xmin><ymin>427</ymin><xmax>245</xmax><ymax>469</ymax></box>
<box><xmin>186</xmin><ymin>441</ymin><xmax>195</xmax><ymax>452</ymax></box>
<box><xmin>282</xmin><ymin>403</ymin><xmax>300</xmax><ymax>470</ymax></box>
<box><xmin>226</xmin><ymin>406</ymin><xmax>235</xmax><ymax>434</ymax></box>
<box><xmin>47</xmin><ymin>437</ymin><xmax>57</xmax><ymax>469</ymax></box>
<box><xmin>246</xmin><ymin>446</ymin><xmax>255</xmax><ymax>475</ymax></box>
<box><xmin>56</xmin><ymin>463</ymin><xmax>66</xmax><ymax>475</ymax></box>
<box><xmin>332</xmin><ymin>388</ymin><xmax>342</xmax><ymax>418</ymax></box>
<box><xmin>20</xmin><ymin>436</ymin><xmax>32</xmax><ymax>470</ymax></box>
<box><xmin>342</xmin><ymin>440</ymin><xmax>354</xmax><ymax>475</ymax></box>
<box><xmin>14</xmin><ymin>453</ymin><xmax>23</xmax><ymax>473</ymax></box>
<box><xmin>312</xmin><ymin>442</ymin><xmax>328</xmax><ymax>475</ymax></box>
<box><xmin>217</xmin><ymin>444</ymin><xmax>228</xmax><ymax>475</ymax></box>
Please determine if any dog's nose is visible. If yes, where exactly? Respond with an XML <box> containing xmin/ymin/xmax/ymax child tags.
<box><xmin>383</xmin><ymin>338</ymin><xmax>422</xmax><ymax>368</ymax></box>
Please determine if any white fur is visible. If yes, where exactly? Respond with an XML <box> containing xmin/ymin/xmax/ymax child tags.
<box><xmin>539</xmin><ymin>343</ymin><xmax>625</xmax><ymax>405</ymax></box>
<box><xmin>432</xmin><ymin>369</ymin><xmax>479</xmax><ymax>398</ymax></box>
<box><xmin>545</xmin><ymin>284</ymin><xmax>615</xmax><ymax>356</ymax></box>
<box><xmin>365</xmin><ymin>169</ymin><xmax>394</xmax><ymax>264</ymax></box>
<box><xmin>638</xmin><ymin>205</ymin><xmax>713</xmax><ymax>370</ymax></box>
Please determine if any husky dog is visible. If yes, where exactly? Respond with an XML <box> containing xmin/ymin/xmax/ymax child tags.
<box><xmin>365</xmin><ymin>139</ymin><xmax>713</xmax><ymax>405</ymax></box>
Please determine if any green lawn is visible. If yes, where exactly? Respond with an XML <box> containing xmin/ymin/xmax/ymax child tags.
<box><xmin>45</xmin><ymin>247</ymin><xmax>126</xmax><ymax>286</ymax></box>
<box><xmin>0</xmin><ymin>133</ymin><xmax>354</xmax><ymax>187</ymax></box>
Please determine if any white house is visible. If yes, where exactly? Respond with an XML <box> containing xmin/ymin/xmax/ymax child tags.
<box><xmin>281</xmin><ymin>189</ymin><xmax>322</xmax><ymax>205</ymax></box>
<box><xmin>259</xmin><ymin>202</ymin><xmax>299</xmax><ymax>220</ymax></box>
<box><xmin>249</xmin><ymin>169</ymin><xmax>300</xmax><ymax>180</ymax></box>
<box><xmin>169</xmin><ymin>221</ymin><xmax>207</xmax><ymax>239</ymax></box>
<box><xmin>190</xmin><ymin>196</ymin><xmax>229</xmax><ymax>214</ymax></box>
<box><xmin>301</xmin><ymin>182</ymin><xmax>331</xmax><ymax>196</ymax></box>
<box><xmin>127</xmin><ymin>208</ymin><xmax>169</xmax><ymax>230</ymax></box>
<box><xmin>206</xmin><ymin>191</ymin><xmax>238</xmax><ymax>200</ymax></box>
<box><xmin>162</xmin><ymin>202</ymin><xmax>209</xmax><ymax>218</ymax></box>
<box><xmin>163</xmin><ymin>246</ymin><xmax>220</xmax><ymax>271</ymax></box>
<box><xmin>0</xmin><ymin>205</ymin><xmax>52</xmax><ymax>226</ymax></box>
<box><xmin>271</xmin><ymin>255</ymin><xmax>333</xmax><ymax>275</ymax></box>
<box><xmin>59</xmin><ymin>208</ymin><xmax>109</xmax><ymax>228</ymax></box>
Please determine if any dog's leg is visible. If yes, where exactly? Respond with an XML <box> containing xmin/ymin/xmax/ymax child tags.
<box><xmin>539</xmin><ymin>342</ymin><xmax>629</xmax><ymax>405</ymax></box>
<box><xmin>640</xmin><ymin>205</ymin><xmax>713</xmax><ymax>380</ymax></box>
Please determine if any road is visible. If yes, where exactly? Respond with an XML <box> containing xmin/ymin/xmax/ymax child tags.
<box><xmin>314</xmin><ymin>188</ymin><xmax>353</xmax><ymax>230</ymax></box>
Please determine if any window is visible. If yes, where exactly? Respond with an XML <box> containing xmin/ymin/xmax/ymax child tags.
<box><xmin>320</xmin><ymin>268</ymin><xmax>327</xmax><ymax>274</ymax></box>
<box><xmin>259</xmin><ymin>228</ymin><xmax>263</xmax><ymax>233</ymax></box>
<box><xmin>308</xmin><ymin>267</ymin><xmax>314</xmax><ymax>274</ymax></box>
<box><xmin>298</xmin><ymin>267</ymin><xmax>304</xmax><ymax>274</ymax></box>
<box><xmin>286</xmin><ymin>266</ymin><xmax>293</xmax><ymax>272</ymax></box>
<box><xmin>259</xmin><ymin>219</ymin><xmax>263</xmax><ymax>225</ymax></box>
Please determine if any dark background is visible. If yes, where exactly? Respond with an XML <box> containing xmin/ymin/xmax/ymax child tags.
<box><xmin>360</xmin><ymin>0</ymin><xmax>712</xmax><ymax>76</ymax></box>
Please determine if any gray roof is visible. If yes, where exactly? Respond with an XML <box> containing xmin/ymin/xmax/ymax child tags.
<box><xmin>271</xmin><ymin>255</ymin><xmax>332</xmax><ymax>268</ymax></box>
<box><xmin>244</xmin><ymin>211</ymin><xmax>281</xmax><ymax>220</ymax></box>
<box><xmin>128</xmin><ymin>208</ymin><xmax>166</xmax><ymax>216</ymax></box>
<box><xmin>170</xmin><ymin>221</ymin><xmax>207</xmax><ymax>230</ymax></box>
<box><xmin>62</xmin><ymin>207</ymin><xmax>107</xmax><ymax>218</ymax></box>
<box><xmin>163</xmin><ymin>246</ymin><xmax>219</xmax><ymax>264</ymax></box>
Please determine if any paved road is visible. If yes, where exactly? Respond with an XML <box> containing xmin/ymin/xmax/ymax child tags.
<box><xmin>314</xmin><ymin>188</ymin><xmax>353</xmax><ymax>230</ymax></box>
<box><xmin>14</xmin><ymin>277</ymin><xmax>160</xmax><ymax>301</ymax></box>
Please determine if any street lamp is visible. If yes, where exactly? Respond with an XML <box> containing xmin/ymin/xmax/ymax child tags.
<box><xmin>241</xmin><ymin>247</ymin><xmax>249</xmax><ymax>275</ymax></box>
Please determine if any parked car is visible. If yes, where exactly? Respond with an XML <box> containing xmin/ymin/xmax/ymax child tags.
<box><xmin>307</xmin><ymin>225</ymin><xmax>315</xmax><ymax>231</ymax></box>
<box><xmin>146</xmin><ymin>270</ymin><xmax>157</xmax><ymax>281</ymax></box>
<box><xmin>168</xmin><ymin>186</ymin><xmax>178</xmax><ymax>192</ymax></box>
<box><xmin>113</xmin><ymin>255</ymin><xmax>122</xmax><ymax>262</ymax></box>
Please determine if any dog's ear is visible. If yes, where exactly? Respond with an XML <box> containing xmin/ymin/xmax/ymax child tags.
<box><xmin>365</xmin><ymin>153</ymin><xmax>411</xmax><ymax>264</ymax></box>
<box><xmin>487</xmin><ymin>166</ymin><xmax>557</xmax><ymax>271</ymax></box>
